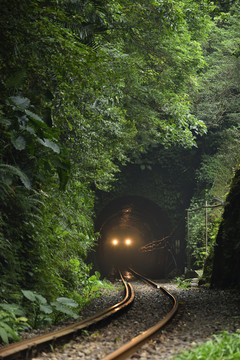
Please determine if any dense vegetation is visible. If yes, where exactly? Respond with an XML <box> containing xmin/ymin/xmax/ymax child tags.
<box><xmin>186</xmin><ymin>0</ymin><xmax>240</xmax><ymax>275</ymax></box>
<box><xmin>0</xmin><ymin>0</ymin><xmax>240</xmax><ymax>343</ymax></box>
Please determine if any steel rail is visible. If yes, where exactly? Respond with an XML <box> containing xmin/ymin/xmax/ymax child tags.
<box><xmin>103</xmin><ymin>268</ymin><xmax>178</xmax><ymax>360</ymax></box>
<box><xmin>0</xmin><ymin>271</ymin><xmax>134</xmax><ymax>360</ymax></box>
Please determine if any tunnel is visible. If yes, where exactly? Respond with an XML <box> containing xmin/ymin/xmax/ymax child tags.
<box><xmin>94</xmin><ymin>196</ymin><xmax>179</xmax><ymax>278</ymax></box>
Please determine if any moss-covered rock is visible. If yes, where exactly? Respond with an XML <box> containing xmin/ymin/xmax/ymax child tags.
<box><xmin>211</xmin><ymin>169</ymin><xmax>240</xmax><ymax>288</ymax></box>
<box><xmin>199</xmin><ymin>249</ymin><xmax>214</xmax><ymax>286</ymax></box>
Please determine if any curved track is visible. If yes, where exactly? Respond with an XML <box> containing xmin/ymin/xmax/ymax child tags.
<box><xmin>103</xmin><ymin>268</ymin><xmax>178</xmax><ymax>360</ymax></box>
<box><xmin>0</xmin><ymin>270</ymin><xmax>178</xmax><ymax>360</ymax></box>
<box><xmin>0</xmin><ymin>272</ymin><xmax>134</xmax><ymax>360</ymax></box>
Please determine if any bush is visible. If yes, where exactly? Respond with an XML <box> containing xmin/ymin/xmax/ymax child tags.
<box><xmin>173</xmin><ymin>331</ymin><xmax>240</xmax><ymax>360</ymax></box>
<box><xmin>0</xmin><ymin>303</ymin><xmax>30</xmax><ymax>344</ymax></box>
<box><xmin>21</xmin><ymin>290</ymin><xmax>79</xmax><ymax>328</ymax></box>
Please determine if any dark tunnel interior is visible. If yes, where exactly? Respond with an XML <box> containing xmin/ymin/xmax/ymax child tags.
<box><xmin>94</xmin><ymin>196</ymin><xmax>178</xmax><ymax>278</ymax></box>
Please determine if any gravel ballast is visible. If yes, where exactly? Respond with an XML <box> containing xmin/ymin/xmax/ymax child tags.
<box><xmin>23</xmin><ymin>280</ymin><xmax>240</xmax><ymax>359</ymax></box>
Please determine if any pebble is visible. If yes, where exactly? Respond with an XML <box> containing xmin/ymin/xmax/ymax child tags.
<box><xmin>21</xmin><ymin>281</ymin><xmax>240</xmax><ymax>359</ymax></box>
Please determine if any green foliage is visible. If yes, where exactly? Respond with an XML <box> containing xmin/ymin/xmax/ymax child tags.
<box><xmin>187</xmin><ymin>2</ymin><xmax>240</xmax><ymax>271</ymax></box>
<box><xmin>21</xmin><ymin>290</ymin><xmax>79</xmax><ymax>328</ymax></box>
<box><xmin>50</xmin><ymin>297</ymin><xmax>79</xmax><ymax>324</ymax></box>
<box><xmin>20</xmin><ymin>271</ymin><xmax>110</xmax><ymax>329</ymax></box>
<box><xmin>173</xmin><ymin>331</ymin><xmax>240</xmax><ymax>359</ymax></box>
<box><xmin>0</xmin><ymin>269</ymin><xmax>112</xmax><ymax>343</ymax></box>
<box><xmin>0</xmin><ymin>303</ymin><xmax>29</xmax><ymax>344</ymax></box>
<box><xmin>1</xmin><ymin>93</ymin><xmax>68</xmax><ymax>193</ymax></box>
<box><xmin>174</xmin><ymin>276</ymin><xmax>192</xmax><ymax>289</ymax></box>
<box><xmin>187</xmin><ymin>199</ymin><xmax>207</xmax><ymax>268</ymax></box>
<box><xmin>186</xmin><ymin>136</ymin><xmax>239</xmax><ymax>270</ymax></box>
<box><xmin>186</xmin><ymin>197</ymin><xmax>224</xmax><ymax>269</ymax></box>
<box><xmin>0</xmin><ymin>0</ymin><xmax>135</xmax><ymax>301</ymax></box>
<box><xmin>81</xmin><ymin>271</ymin><xmax>105</xmax><ymax>300</ymax></box>
<box><xmin>104</xmin><ymin>0</ymin><xmax>212</xmax><ymax>153</ymax></box>
<box><xmin>194</xmin><ymin>2</ymin><xmax>240</xmax><ymax>129</ymax></box>
<box><xmin>29</xmin><ymin>180</ymin><xmax>97</xmax><ymax>300</ymax></box>
<box><xmin>0</xmin><ymin>0</ymin><xmax>225</xmax><ymax>328</ymax></box>
<box><xmin>21</xmin><ymin>290</ymin><xmax>53</xmax><ymax>328</ymax></box>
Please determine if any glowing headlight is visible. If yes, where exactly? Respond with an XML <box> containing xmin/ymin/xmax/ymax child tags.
<box><xmin>112</xmin><ymin>239</ymin><xmax>119</xmax><ymax>246</ymax></box>
<box><xmin>125</xmin><ymin>238</ymin><xmax>132</xmax><ymax>246</ymax></box>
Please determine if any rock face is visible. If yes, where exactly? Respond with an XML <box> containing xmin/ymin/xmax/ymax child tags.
<box><xmin>211</xmin><ymin>168</ymin><xmax>240</xmax><ymax>288</ymax></box>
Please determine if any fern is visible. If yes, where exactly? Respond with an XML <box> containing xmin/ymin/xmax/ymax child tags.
<box><xmin>0</xmin><ymin>164</ymin><xmax>31</xmax><ymax>191</ymax></box>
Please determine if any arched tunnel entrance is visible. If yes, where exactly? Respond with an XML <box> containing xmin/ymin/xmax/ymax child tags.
<box><xmin>94</xmin><ymin>196</ymin><xmax>182</xmax><ymax>278</ymax></box>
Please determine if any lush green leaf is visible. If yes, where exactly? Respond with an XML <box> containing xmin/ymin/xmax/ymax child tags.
<box><xmin>10</xmin><ymin>134</ymin><xmax>26</xmax><ymax>151</ymax></box>
<box><xmin>38</xmin><ymin>139</ymin><xmax>60</xmax><ymax>154</ymax></box>
<box><xmin>39</xmin><ymin>304</ymin><xmax>52</xmax><ymax>314</ymax></box>
<box><xmin>55</xmin><ymin>297</ymin><xmax>78</xmax><ymax>308</ymax></box>
<box><xmin>0</xmin><ymin>327</ymin><xmax>8</xmax><ymax>344</ymax></box>
<box><xmin>8</xmin><ymin>96</ymin><xmax>30</xmax><ymax>111</ymax></box>
<box><xmin>21</xmin><ymin>290</ymin><xmax>36</xmax><ymax>302</ymax></box>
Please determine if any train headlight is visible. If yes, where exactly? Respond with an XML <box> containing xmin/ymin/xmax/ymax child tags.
<box><xmin>112</xmin><ymin>239</ymin><xmax>119</xmax><ymax>246</ymax></box>
<box><xmin>125</xmin><ymin>238</ymin><xmax>132</xmax><ymax>246</ymax></box>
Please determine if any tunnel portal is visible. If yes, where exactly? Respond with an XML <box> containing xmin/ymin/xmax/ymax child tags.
<box><xmin>95</xmin><ymin>196</ymin><xmax>177</xmax><ymax>278</ymax></box>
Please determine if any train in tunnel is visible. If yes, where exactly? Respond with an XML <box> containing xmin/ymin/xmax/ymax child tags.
<box><xmin>93</xmin><ymin>196</ymin><xmax>185</xmax><ymax>278</ymax></box>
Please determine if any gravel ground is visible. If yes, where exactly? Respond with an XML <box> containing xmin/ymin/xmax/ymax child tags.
<box><xmin>28</xmin><ymin>278</ymin><xmax>240</xmax><ymax>360</ymax></box>
<box><xmin>1</xmin><ymin>277</ymin><xmax>237</xmax><ymax>359</ymax></box>
<box><xmin>132</xmin><ymin>282</ymin><xmax>240</xmax><ymax>359</ymax></box>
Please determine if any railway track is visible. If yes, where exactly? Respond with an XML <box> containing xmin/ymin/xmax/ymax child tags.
<box><xmin>0</xmin><ymin>270</ymin><xmax>178</xmax><ymax>360</ymax></box>
<box><xmin>0</xmin><ymin>272</ymin><xmax>134</xmax><ymax>360</ymax></box>
<box><xmin>103</xmin><ymin>268</ymin><xmax>178</xmax><ymax>359</ymax></box>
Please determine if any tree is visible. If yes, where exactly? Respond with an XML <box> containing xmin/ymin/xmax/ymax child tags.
<box><xmin>186</xmin><ymin>1</ymin><xmax>240</xmax><ymax>273</ymax></box>
<box><xmin>0</xmin><ymin>0</ymin><xmax>216</xmax><ymax>303</ymax></box>
<box><xmin>103</xmin><ymin>0</ymin><xmax>212</xmax><ymax>154</ymax></box>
